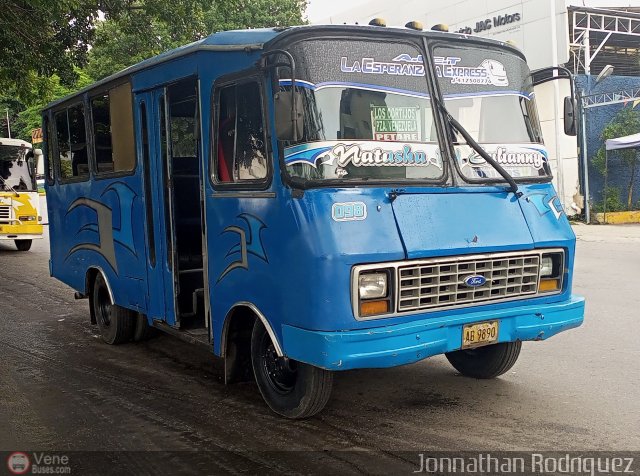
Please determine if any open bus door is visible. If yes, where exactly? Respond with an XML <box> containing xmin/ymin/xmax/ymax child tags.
<box><xmin>136</xmin><ymin>79</ymin><xmax>206</xmax><ymax>333</ymax></box>
<box><xmin>135</xmin><ymin>90</ymin><xmax>177</xmax><ymax>325</ymax></box>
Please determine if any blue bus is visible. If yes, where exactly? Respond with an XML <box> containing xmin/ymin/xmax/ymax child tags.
<box><xmin>43</xmin><ymin>23</ymin><xmax>585</xmax><ymax>418</ymax></box>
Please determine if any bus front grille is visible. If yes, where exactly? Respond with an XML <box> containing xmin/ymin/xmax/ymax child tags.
<box><xmin>397</xmin><ymin>252</ymin><xmax>540</xmax><ymax>312</ymax></box>
<box><xmin>0</xmin><ymin>205</ymin><xmax>11</xmax><ymax>222</ymax></box>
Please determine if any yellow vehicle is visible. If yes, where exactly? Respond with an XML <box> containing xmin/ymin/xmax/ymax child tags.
<box><xmin>0</xmin><ymin>138</ymin><xmax>44</xmax><ymax>251</ymax></box>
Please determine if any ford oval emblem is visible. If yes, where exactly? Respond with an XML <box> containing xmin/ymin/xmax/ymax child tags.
<box><xmin>463</xmin><ymin>275</ymin><xmax>486</xmax><ymax>287</ymax></box>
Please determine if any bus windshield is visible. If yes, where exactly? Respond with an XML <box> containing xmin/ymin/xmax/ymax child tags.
<box><xmin>0</xmin><ymin>145</ymin><xmax>35</xmax><ymax>191</ymax></box>
<box><xmin>434</xmin><ymin>43</ymin><xmax>549</xmax><ymax>181</ymax></box>
<box><xmin>278</xmin><ymin>37</ymin><xmax>550</xmax><ymax>184</ymax></box>
<box><xmin>279</xmin><ymin>39</ymin><xmax>444</xmax><ymax>183</ymax></box>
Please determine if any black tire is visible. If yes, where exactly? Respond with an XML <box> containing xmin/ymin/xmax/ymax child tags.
<box><xmin>445</xmin><ymin>341</ymin><xmax>522</xmax><ymax>379</ymax></box>
<box><xmin>91</xmin><ymin>273</ymin><xmax>134</xmax><ymax>345</ymax></box>
<box><xmin>251</xmin><ymin>319</ymin><xmax>333</xmax><ymax>419</ymax></box>
<box><xmin>133</xmin><ymin>313</ymin><xmax>156</xmax><ymax>342</ymax></box>
<box><xmin>15</xmin><ymin>239</ymin><xmax>32</xmax><ymax>251</ymax></box>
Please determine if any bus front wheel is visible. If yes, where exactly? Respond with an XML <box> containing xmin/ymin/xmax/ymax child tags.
<box><xmin>445</xmin><ymin>341</ymin><xmax>522</xmax><ymax>379</ymax></box>
<box><xmin>15</xmin><ymin>239</ymin><xmax>32</xmax><ymax>251</ymax></box>
<box><xmin>133</xmin><ymin>312</ymin><xmax>156</xmax><ymax>342</ymax></box>
<box><xmin>251</xmin><ymin>320</ymin><xmax>333</xmax><ymax>419</ymax></box>
<box><xmin>91</xmin><ymin>273</ymin><xmax>134</xmax><ymax>345</ymax></box>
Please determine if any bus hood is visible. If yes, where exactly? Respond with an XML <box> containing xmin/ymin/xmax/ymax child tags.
<box><xmin>390</xmin><ymin>191</ymin><xmax>535</xmax><ymax>259</ymax></box>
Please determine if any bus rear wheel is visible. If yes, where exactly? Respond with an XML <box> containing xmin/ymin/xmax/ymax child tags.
<box><xmin>15</xmin><ymin>239</ymin><xmax>32</xmax><ymax>251</ymax></box>
<box><xmin>445</xmin><ymin>341</ymin><xmax>522</xmax><ymax>379</ymax></box>
<box><xmin>91</xmin><ymin>273</ymin><xmax>134</xmax><ymax>345</ymax></box>
<box><xmin>250</xmin><ymin>320</ymin><xmax>333</xmax><ymax>419</ymax></box>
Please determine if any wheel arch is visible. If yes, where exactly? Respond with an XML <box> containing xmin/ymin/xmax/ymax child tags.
<box><xmin>221</xmin><ymin>302</ymin><xmax>283</xmax><ymax>357</ymax></box>
<box><xmin>85</xmin><ymin>267</ymin><xmax>115</xmax><ymax>325</ymax></box>
<box><xmin>220</xmin><ymin>302</ymin><xmax>283</xmax><ymax>384</ymax></box>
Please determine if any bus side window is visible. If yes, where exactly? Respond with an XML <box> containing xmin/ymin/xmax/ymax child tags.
<box><xmin>91</xmin><ymin>82</ymin><xmax>136</xmax><ymax>175</ymax></box>
<box><xmin>55</xmin><ymin>104</ymin><xmax>89</xmax><ymax>181</ymax></box>
<box><xmin>217</xmin><ymin>86</ymin><xmax>236</xmax><ymax>182</ymax></box>
<box><xmin>215</xmin><ymin>81</ymin><xmax>268</xmax><ymax>183</ymax></box>
<box><xmin>54</xmin><ymin>110</ymin><xmax>70</xmax><ymax>180</ymax></box>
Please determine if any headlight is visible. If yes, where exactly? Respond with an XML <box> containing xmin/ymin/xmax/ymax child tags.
<box><xmin>358</xmin><ymin>272</ymin><xmax>388</xmax><ymax>299</ymax></box>
<box><xmin>540</xmin><ymin>256</ymin><xmax>554</xmax><ymax>277</ymax></box>
<box><xmin>539</xmin><ymin>252</ymin><xmax>564</xmax><ymax>293</ymax></box>
<box><xmin>18</xmin><ymin>215</ymin><xmax>36</xmax><ymax>222</ymax></box>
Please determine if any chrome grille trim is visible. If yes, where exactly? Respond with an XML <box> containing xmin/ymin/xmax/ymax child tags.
<box><xmin>0</xmin><ymin>205</ymin><xmax>11</xmax><ymax>222</ymax></box>
<box><xmin>351</xmin><ymin>249</ymin><xmax>565</xmax><ymax>321</ymax></box>
<box><xmin>397</xmin><ymin>253</ymin><xmax>540</xmax><ymax>312</ymax></box>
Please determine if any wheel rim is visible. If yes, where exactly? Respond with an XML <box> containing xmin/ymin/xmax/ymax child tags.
<box><xmin>259</xmin><ymin>332</ymin><xmax>298</xmax><ymax>394</ymax></box>
<box><xmin>96</xmin><ymin>285</ymin><xmax>113</xmax><ymax>328</ymax></box>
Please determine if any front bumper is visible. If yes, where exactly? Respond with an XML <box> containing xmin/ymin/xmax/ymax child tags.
<box><xmin>281</xmin><ymin>295</ymin><xmax>585</xmax><ymax>370</ymax></box>
<box><xmin>0</xmin><ymin>223</ymin><xmax>43</xmax><ymax>239</ymax></box>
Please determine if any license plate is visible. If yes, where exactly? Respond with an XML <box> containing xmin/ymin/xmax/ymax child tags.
<box><xmin>462</xmin><ymin>320</ymin><xmax>499</xmax><ymax>348</ymax></box>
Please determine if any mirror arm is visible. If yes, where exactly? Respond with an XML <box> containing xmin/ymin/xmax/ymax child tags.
<box><xmin>531</xmin><ymin>66</ymin><xmax>575</xmax><ymax>100</ymax></box>
<box><xmin>260</xmin><ymin>49</ymin><xmax>299</xmax><ymax>142</ymax></box>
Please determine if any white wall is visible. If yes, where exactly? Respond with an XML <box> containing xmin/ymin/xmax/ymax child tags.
<box><xmin>314</xmin><ymin>0</ymin><xmax>584</xmax><ymax>213</ymax></box>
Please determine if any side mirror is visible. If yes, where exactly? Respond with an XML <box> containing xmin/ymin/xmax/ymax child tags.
<box><xmin>563</xmin><ymin>96</ymin><xmax>577</xmax><ymax>136</ymax></box>
<box><xmin>274</xmin><ymin>90</ymin><xmax>303</xmax><ymax>141</ymax></box>
<box><xmin>33</xmin><ymin>148</ymin><xmax>44</xmax><ymax>175</ymax></box>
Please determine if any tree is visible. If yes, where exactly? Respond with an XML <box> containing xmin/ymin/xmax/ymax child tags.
<box><xmin>592</xmin><ymin>107</ymin><xmax>640</xmax><ymax>210</ymax></box>
<box><xmin>86</xmin><ymin>0</ymin><xmax>210</xmax><ymax>81</ymax></box>
<box><xmin>15</xmin><ymin>71</ymin><xmax>94</xmax><ymax>142</ymax></box>
<box><xmin>2</xmin><ymin>0</ymin><xmax>308</xmax><ymax>140</ymax></box>
<box><xmin>205</xmin><ymin>0</ymin><xmax>307</xmax><ymax>32</ymax></box>
<box><xmin>86</xmin><ymin>0</ymin><xmax>307</xmax><ymax>81</ymax></box>
<box><xmin>0</xmin><ymin>1</ymin><xmax>128</xmax><ymax>102</ymax></box>
<box><xmin>86</xmin><ymin>14</ymin><xmax>183</xmax><ymax>81</ymax></box>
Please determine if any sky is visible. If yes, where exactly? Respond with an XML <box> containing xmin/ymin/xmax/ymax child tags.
<box><xmin>305</xmin><ymin>0</ymin><xmax>372</xmax><ymax>23</ymax></box>
<box><xmin>305</xmin><ymin>0</ymin><xmax>640</xmax><ymax>23</ymax></box>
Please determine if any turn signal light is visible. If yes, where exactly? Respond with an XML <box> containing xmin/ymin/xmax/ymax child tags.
<box><xmin>539</xmin><ymin>279</ymin><xmax>560</xmax><ymax>292</ymax></box>
<box><xmin>360</xmin><ymin>300</ymin><xmax>389</xmax><ymax>316</ymax></box>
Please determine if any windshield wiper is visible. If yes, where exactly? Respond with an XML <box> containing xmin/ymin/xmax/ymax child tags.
<box><xmin>436</xmin><ymin>101</ymin><xmax>521</xmax><ymax>197</ymax></box>
<box><xmin>0</xmin><ymin>176</ymin><xmax>20</xmax><ymax>197</ymax></box>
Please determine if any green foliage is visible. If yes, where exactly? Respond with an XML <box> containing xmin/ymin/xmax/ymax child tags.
<box><xmin>2</xmin><ymin>0</ymin><xmax>308</xmax><ymax>140</ymax></box>
<box><xmin>592</xmin><ymin>107</ymin><xmax>640</xmax><ymax>210</ymax></box>
<box><xmin>591</xmin><ymin>148</ymin><xmax>606</xmax><ymax>177</ymax></box>
<box><xmin>86</xmin><ymin>0</ymin><xmax>213</xmax><ymax>80</ymax></box>
<box><xmin>0</xmin><ymin>1</ymin><xmax>129</xmax><ymax>102</ymax></box>
<box><xmin>205</xmin><ymin>0</ymin><xmax>307</xmax><ymax>32</ymax></box>
<box><xmin>86</xmin><ymin>15</ymin><xmax>178</xmax><ymax>81</ymax></box>
<box><xmin>87</xmin><ymin>0</ymin><xmax>307</xmax><ymax>81</ymax></box>
<box><xmin>5</xmin><ymin>71</ymin><xmax>94</xmax><ymax>142</ymax></box>
<box><xmin>591</xmin><ymin>187</ymin><xmax>625</xmax><ymax>214</ymax></box>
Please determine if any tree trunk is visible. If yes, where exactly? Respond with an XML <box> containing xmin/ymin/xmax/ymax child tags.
<box><xmin>627</xmin><ymin>159</ymin><xmax>637</xmax><ymax>210</ymax></box>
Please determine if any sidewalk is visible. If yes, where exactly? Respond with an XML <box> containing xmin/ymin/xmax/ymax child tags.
<box><xmin>572</xmin><ymin>222</ymin><xmax>640</xmax><ymax>243</ymax></box>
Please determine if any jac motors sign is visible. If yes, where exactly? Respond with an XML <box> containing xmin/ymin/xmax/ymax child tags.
<box><xmin>456</xmin><ymin>12</ymin><xmax>522</xmax><ymax>35</ymax></box>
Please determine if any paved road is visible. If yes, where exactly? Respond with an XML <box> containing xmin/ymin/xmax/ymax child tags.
<box><xmin>1</xmin><ymin>219</ymin><xmax>639</xmax><ymax>473</ymax></box>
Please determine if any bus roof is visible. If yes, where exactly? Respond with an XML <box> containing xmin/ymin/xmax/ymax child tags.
<box><xmin>44</xmin><ymin>24</ymin><xmax>523</xmax><ymax>110</ymax></box>
<box><xmin>0</xmin><ymin>138</ymin><xmax>32</xmax><ymax>148</ymax></box>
